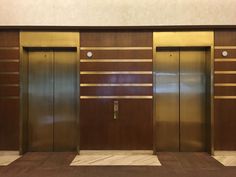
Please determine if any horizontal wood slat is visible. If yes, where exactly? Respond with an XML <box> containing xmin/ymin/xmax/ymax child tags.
<box><xmin>80</xmin><ymin>74</ymin><xmax>152</xmax><ymax>83</ymax></box>
<box><xmin>0</xmin><ymin>49</ymin><xmax>19</xmax><ymax>59</ymax></box>
<box><xmin>80</xmin><ymin>62</ymin><xmax>152</xmax><ymax>71</ymax></box>
<box><xmin>0</xmin><ymin>31</ymin><xmax>19</xmax><ymax>47</ymax></box>
<box><xmin>214</xmin><ymin>74</ymin><xmax>236</xmax><ymax>83</ymax></box>
<box><xmin>0</xmin><ymin>62</ymin><xmax>19</xmax><ymax>72</ymax></box>
<box><xmin>215</xmin><ymin>49</ymin><xmax>236</xmax><ymax>58</ymax></box>
<box><xmin>80</xmin><ymin>31</ymin><xmax>153</xmax><ymax>47</ymax></box>
<box><xmin>0</xmin><ymin>86</ymin><xmax>19</xmax><ymax>97</ymax></box>
<box><xmin>81</xmin><ymin>50</ymin><xmax>153</xmax><ymax>59</ymax></box>
<box><xmin>215</xmin><ymin>62</ymin><xmax>236</xmax><ymax>71</ymax></box>
<box><xmin>215</xmin><ymin>31</ymin><xmax>236</xmax><ymax>46</ymax></box>
<box><xmin>80</xmin><ymin>86</ymin><xmax>152</xmax><ymax>96</ymax></box>
<box><xmin>215</xmin><ymin>86</ymin><xmax>236</xmax><ymax>96</ymax></box>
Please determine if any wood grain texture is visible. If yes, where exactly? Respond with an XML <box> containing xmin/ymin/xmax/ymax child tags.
<box><xmin>215</xmin><ymin>62</ymin><xmax>236</xmax><ymax>71</ymax></box>
<box><xmin>215</xmin><ymin>30</ymin><xmax>236</xmax><ymax>46</ymax></box>
<box><xmin>215</xmin><ymin>49</ymin><xmax>236</xmax><ymax>58</ymax></box>
<box><xmin>214</xmin><ymin>99</ymin><xmax>236</xmax><ymax>150</ymax></box>
<box><xmin>214</xmin><ymin>86</ymin><xmax>236</xmax><ymax>96</ymax></box>
<box><xmin>0</xmin><ymin>49</ymin><xmax>19</xmax><ymax>59</ymax></box>
<box><xmin>215</xmin><ymin>74</ymin><xmax>236</xmax><ymax>83</ymax></box>
<box><xmin>80</xmin><ymin>99</ymin><xmax>153</xmax><ymax>150</ymax></box>
<box><xmin>80</xmin><ymin>62</ymin><xmax>152</xmax><ymax>71</ymax></box>
<box><xmin>0</xmin><ymin>74</ymin><xmax>19</xmax><ymax>84</ymax></box>
<box><xmin>80</xmin><ymin>86</ymin><xmax>152</xmax><ymax>96</ymax></box>
<box><xmin>0</xmin><ymin>31</ymin><xmax>19</xmax><ymax>47</ymax></box>
<box><xmin>80</xmin><ymin>31</ymin><xmax>153</xmax><ymax>47</ymax></box>
<box><xmin>0</xmin><ymin>99</ymin><xmax>19</xmax><ymax>150</ymax></box>
<box><xmin>81</xmin><ymin>50</ymin><xmax>153</xmax><ymax>59</ymax></box>
<box><xmin>0</xmin><ymin>31</ymin><xmax>19</xmax><ymax>150</ymax></box>
<box><xmin>0</xmin><ymin>62</ymin><xmax>19</xmax><ymax>72</ymax></box>
<box><xmin>80</xmin><ymin>74</ymin><xmax>152</xmax><ymax>83</ymax></box>
<box><xmin>0</xmin><ymin>86</ymin><xmax>19</xmax><ymax>97</ymax></box>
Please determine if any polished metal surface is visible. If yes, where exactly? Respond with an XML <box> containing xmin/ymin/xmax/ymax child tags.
<box><xmin>113</xmin><ymin>101</ymin><xmax>119</xmax><ymax>120</ymax></box>
<box><xmin>28</xmin><ymin>48</ymin><xmax>77</xmax><ymax>151</ymax></box>
<box><xmin>153</xmin><ymin>31</ymin><xmax>214</xmax><ymax>154</ymax></box>
<box><xmin>54</xmin><ymin>50</ymin><xmax>77</xmax><ymax>151</ymax></box>
<box><xmin>28</xmin><ymin>49</ymin><xmax>54</xmax><ymax>151</ymax></box>
<box><xmin>154</xmin><ymin>48</ymin><xmax>179</xmax><ymax>151</ymax></box>
<box><xmin>180</xmin><ymin>48</ymin><xmax>206</xmax><ymax>152</ymax></box>
<box><xmin>154</xmin><ymin>47</ymin><xmax>207</xmax><ymax>152</ymax></box>
<box><xmin>20</xmin><ymin>31</ymin><xmax>80</xmax><ymax>154</ymax></box>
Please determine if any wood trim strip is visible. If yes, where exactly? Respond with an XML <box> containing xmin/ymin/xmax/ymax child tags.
<box><xmin>80</xmin><ymin>96</ymin><xmax>153</xmax><ymax>99</ymax></box>
<box><xmin>214</xmin><ymin>96</ymin><xmax>236</xmax><ymax>99</ymax></box>
<box><xmin>0</xmin><ymin>96</ymin><xmax>19</xmax><ymax>99</ymax></box>
<box><xmin>214</xmin><ymin>83</ymin><xmax>236</xmax><ymax>86</ymax></box>
<box><xmin>215</xmin><ymin>46</ymin><xmax>236</xmax><ymax>49</ymax></box>
<box><xmin>80</xmin><ymin>83</ymin><xmax>152</xmax><ymax>87</ymax></box>
<box><xmin>80</xmin><ymin>47</ymin><xmax>152</xmax><ymax>50</ymax></box>
<box><xmin>80</xmin><ymin>71</ymin><xmax>152</xmax><ymax>75</ymax></box>
<box><xmin>0</xmin><ymin>72</ymin><xmax>19</xmax><ymax>75</ymax></box>
<box><xmin>214</xmin><ymin>71</ymin><xmax>236</xmax><ymax>74</ymax></box>
<box><xmin>0</xmin><ymin>84</ymin><xmax>19</xmax><ymax>86</ymax></box>
<box><xmin>0</xmin><ymin>47</ymin><xmax>19</xmax><ymax>50</ymax></box>
<box><xmin>215</xmin><ymin>59</ymin><xmax>236</xmax><ymax>62</ymax></box>
<box><xmin>80</xmin><ymin>59</ymin><xmax>152</xmax><ymax>62</ymax></box>
<box><xmin>0</xmin><ymin>60</ymin><xmax>19</xmax><ymax>62</ymax></box>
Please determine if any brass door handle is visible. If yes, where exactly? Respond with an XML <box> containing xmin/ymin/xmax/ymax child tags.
<box><xmin>114</xmin><ymin>100</ymin><xmax>119</xmax><ymax>119</ymax></box>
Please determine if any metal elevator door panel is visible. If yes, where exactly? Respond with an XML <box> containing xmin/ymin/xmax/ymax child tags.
<box><xmin>54</xmin><ymin>49</ymin><xmax>77</xmax><ymax>151</ymax></box>
<box><xmin>180</xmin><ymin>49</ymin><xmax>206</xmax><ymax>151</ymax></box>
<box><xmin>28</xmin><ymin>48</ymin><xmax>77</xmax><ymax>152</ymax></box>
<box><xmin>28</xmin><ymin>49</ymin><xmax>54</xmax><ymax>151</ymax></box>
<box><xmin>154</xmin><ymin>47</ymin><xmax>206</xmax><ymax>152</ymax></box>
<box><xmin>155</xmin><ymin>48</ymin><xmax>180</xmax><ymax>151</ymax></box>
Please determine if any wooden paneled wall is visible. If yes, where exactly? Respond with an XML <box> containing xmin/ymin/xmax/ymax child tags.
<box><xmin>79</xmin><ymin>31</ymin><xmax>153</xmax><ymax>150</ymax></box>
<box><xmin>0</xmin><ymin>31</ymin><xmax>19</xmax><ymax>150</ymax></box>
<box><xmin>214</xmin><ymin>30</ymin><xmax>236</xmax><ymax>150</ymax></box>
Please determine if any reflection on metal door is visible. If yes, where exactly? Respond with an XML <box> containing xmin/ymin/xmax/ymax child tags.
<box><xmin>154</xmin><ymin>47</ymin><xmax>206</xmax><ymax>152</ymax></box>
<box><xmin>28</xmin><ymin>48</ymin><xmax>77</xmax><ymax>151</ymax></box>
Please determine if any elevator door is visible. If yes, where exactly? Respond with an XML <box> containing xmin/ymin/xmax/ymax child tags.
<box><xmin>154</xmin><ymin>47</ymin><xmax>206</xmax><ymax>152</ymax></box>
<box><xmin>28</xmin><ymin>48</ymin><xmax>77</xmax><ymax>151</ymax></box>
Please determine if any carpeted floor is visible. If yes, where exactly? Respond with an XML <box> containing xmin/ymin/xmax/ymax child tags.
<box><xmin>0</xmin><ymin>152</ymin><xmax>236</xmax><ymax>177</ymax></box>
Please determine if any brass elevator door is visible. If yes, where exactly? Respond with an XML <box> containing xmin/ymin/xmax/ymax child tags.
<box><xmin>28</xmin><ymin>48</ymin><xmax>77</xmax><ymax>152</ymax></box>
<box><xmin>154</xmin><ymin>47</ymin><xmax>206</xmax><ymax>152</ymax></box>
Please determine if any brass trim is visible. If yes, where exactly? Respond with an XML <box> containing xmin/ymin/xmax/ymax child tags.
<box><xmin>0</xmin><ymin>60</ymin><xmax>19</xmax><ymax>62</ymax></box>
<box><xmin>0</xmin><ymin>96</ymin><xmax>19</xmax><ymax>99</ymax></box>
<box><xmin>80</xmin><ymin>83</ymin><xmax>152</xmax><ymax>87</ymax></box>
<box><xmin>20</xmin><ymin>32</ymin><xmax>80</xmax><ymax>47</ymax></box>
<box><xmin>215</xmin><ymin>46</ymin><xmax>236</xmax><ymax>49</ymax></box>
<box><xmin>20</xmin><ymin>31</ymin><xmax>80</xmax><ymax>154</ymax></box>
<box><xmin>0</xmin><ymin>84</ymin><xmax>19</xmax><ymax>87</ymax></box>
<box><xmin>0</xmin><ymin>72</ymin><xmax>19</xmax><ymax>75</ymax></box>
<box><xmin>80</xmin><ymin>59</ymin><xmax>152</xmax><ymax>62</ymax></box>
<box><xmin>215</xmin><ymin>59</ymin><xmax>236</xmax><ymax>62</ymax></box>
<box><xmin>214</xmin><ymin>96</ymin><xmax>236</xmax><ymax>99</ymax></box>
<box><xmin>80</xmin><ymin>47</ymin><xmax>152</xmax><ymax>50</ymax></box>
<box><xmin>214</xmin><ymin>71</ymin><xmax>236</xmax><ymax>74</ymax></box>
<box><xmin>80</xmin><ymin>71</ymin><xmax>152</xmax><ymax>75</ymax></box>
<box><xmin>214</xmin><ymin>83</ymin><xmax>236</xmax><ymax>86</ymax></box>
<box><xmin>80</xmin><ymin>96</ymin><xmax>153</xmax><ymax>99</ymax></box>
<box><xmin>153</xmin><ymin>31</ymin><xmax>214</xmax><ymax>155</ymax></box>
<box><xmin>0</xmin><ymin>47</ymin><xmax>19</xmax><ymax>50</ymax></box>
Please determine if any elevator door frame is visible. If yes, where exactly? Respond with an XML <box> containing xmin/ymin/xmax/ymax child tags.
<box><xmin>153</xmin><ymin>31</ymin><xmax>214</xmax><ymax>155</ymax></box>
<box><xmin>20</xmin><ymin>32</ymin><xmax>80</xmax><ymax>154</ymax></box>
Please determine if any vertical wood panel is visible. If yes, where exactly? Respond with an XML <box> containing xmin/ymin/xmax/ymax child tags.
<box><xmin>214</xmin><ymin>30</ymin><xmax>236</xmax><ymax>150</ymax></box>
<box><xmin>80</xmin><ymin>31</ymin><xmax>153</xmax><ymax>150</ymax></box>
<box><xmin>0</xmin><ymin>31</ymin><xmax>19</xmax><ymax>150</ymax></box>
